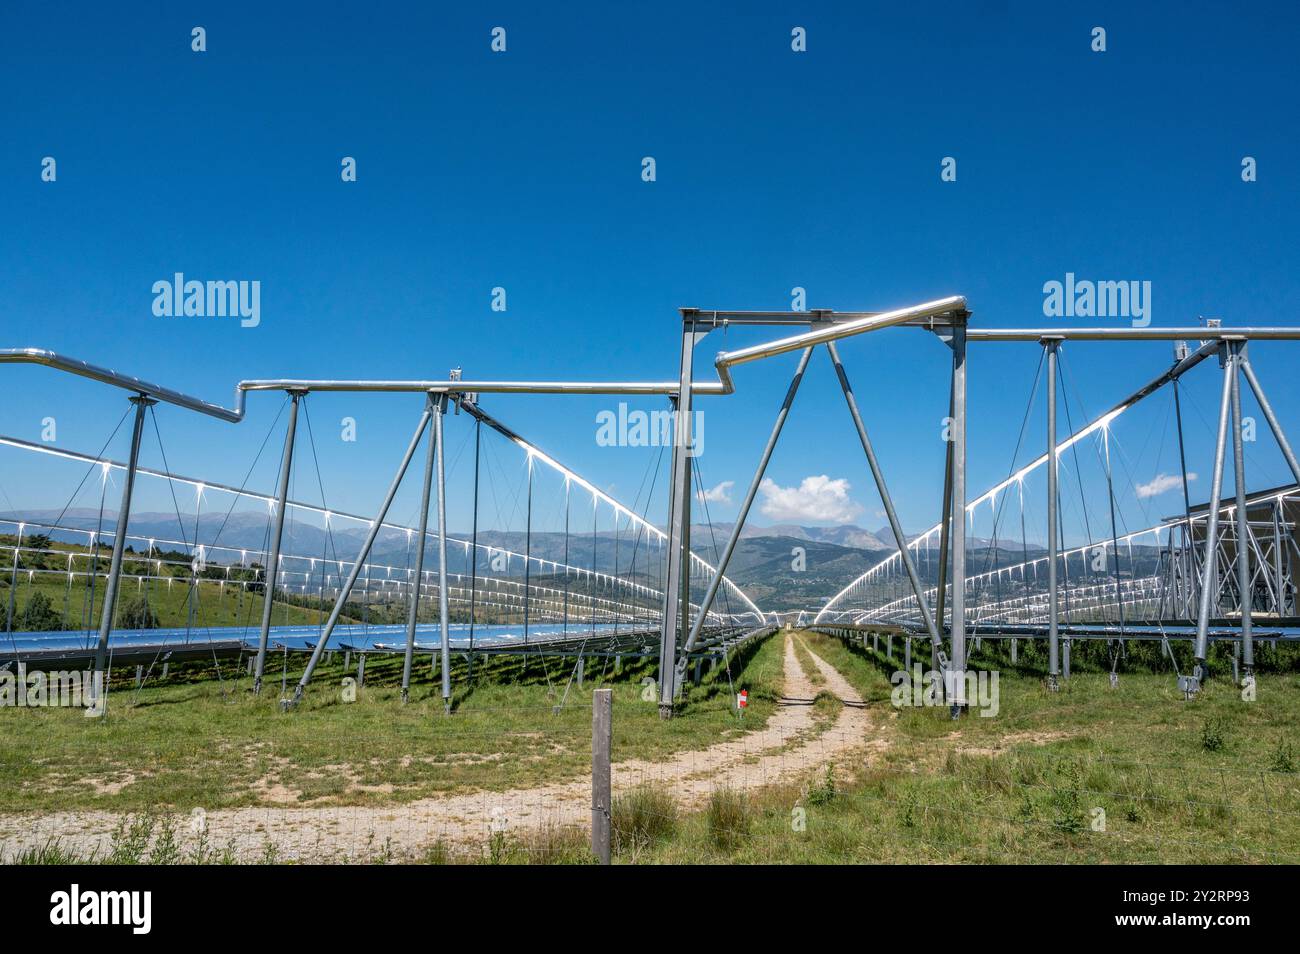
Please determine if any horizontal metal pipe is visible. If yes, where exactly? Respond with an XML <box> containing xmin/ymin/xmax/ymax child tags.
<box><xmin>968</xmin><ymin>328</ymin><xmax>1300</xmax><ymax>341</ymax></box>
<box><xmin>238</xmin><ymin>378</ymin><xmax>724</xmax><ymax>396</ymax></box>
<box><xmin>0</xmin><ymin>348</ymin><xmax>246</xmax><ymax>422</ymax></box>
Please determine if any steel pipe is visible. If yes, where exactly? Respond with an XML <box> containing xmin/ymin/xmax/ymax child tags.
<box><xmin>401</xmin><ymin>395</ymin><xmax>439</xmax><ymax>703</ymax></box>
<box><xmin>1046</xmin><ymin>339</ymin><xmax>1061</xmax><ymax>689</ymax></box>
<box><xmin>967</xmin><ymin>328</ymin><xmax>1300</xmax><ymax>341</ymax></box>
<box><xmin>1229</xmin><ymin>342</ymin><xmax>1254</xmax><ymax>676</ymax></box>
<box><xmin>0</xmin><ymin>348</ymin><xmax>245</xmax><ymax>422</ymax></box>
<box><xmin>91</xmin><ymin>394</ymin><xmax>155</xmax><ymax>709</ymax></box>
<box><xmin>253</xmin><ymin>392</ymin><xmax>302</xmax><ymax>694</ymax></box>
<box><xmin>1194</xmin><ymin>346</ymin><xmax>1236</xmax><ymax>670</ymax></box>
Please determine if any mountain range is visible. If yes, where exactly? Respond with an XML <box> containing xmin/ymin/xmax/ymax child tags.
<box><xmin>2</xmin><ymin>510</ymin><xmax>1158</xmax><ymax>613</ymax></box>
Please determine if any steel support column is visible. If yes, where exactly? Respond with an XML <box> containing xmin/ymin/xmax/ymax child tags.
<box><xmin>1045</xmin><ymin>338</ymin><xmax>1061</xmax><ymax>691</ymax></box>
<box><xmin>434</xmin><ymin>395</ymin><xmax>453</xmax><ymax>710</ymax></box>
<box><xmin>89</xmin><ymin>394</ymin><xmax>155</xmax><ymax>710</ymax></box>
<box><xmin>402</xmin><ymin>395</ymin><xmax>439</xmax><ymax>703</ymax></box>
<box><xmin>949</xmin><ymin>326</ymin><xmax>968</xmax><ymax>713</ymax></box>
<box><xmin>658</xmin><ymin>327</ymin><xmax>700</xmax><ymax>717</ymax></box>
<box><xmin>1193</xmin><ymin>345</ymin><xmax>1236</xmax><ymax>676</ymax></box>
<box><xmin>934</xmin><ymin>389</ymin><xmax>955</xmax><ymax>675</ymax></box>
<box><xmin>1228</xmin><ymin>342</ymin><xmax>1254</xmax><ymax>681</ymax></box>
<box><xmin>254</xmin><ymin>391</ymin><xmax>302</xmax><ymax>694</ymax></box>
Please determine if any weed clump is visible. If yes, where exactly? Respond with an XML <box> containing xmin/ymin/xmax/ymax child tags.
<box><xmin>612</xmin><ymin>785</ymin><xmax>677</xmax><ymax>854</ymax></box>
<box><xmin>806</xmin><ymin>764</ymin><xmax>837</xmax><ymax>807</ymax></box>
<box><xmin>1270</xmin><ymin>738</ymin><xmax>1295</xmax><ymax>773</ymax></box>
<box><xmin>1201</xmin><ymin>716</ymin><xmax>1230</xmax><ymax>753</ymax></box>
<box><xmin>708</xmin><ymin>787</ymin><xmax>751</xmax><ymax>850</ymax></box>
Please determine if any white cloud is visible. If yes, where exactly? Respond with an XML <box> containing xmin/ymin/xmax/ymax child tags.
<box><xmin>758</xmin><ymin>475</ymin><xmax>864</xmax><ymax>523</ymax></box>
<box><xmin>1136</xmin><ymin>472</ymin><xmax>1196</xmax><ymax>499</ymax></box>
<box><xmin>697</xmin><ymin>480</ymin><xmax>734</xmax><ymax>505</ymax></box>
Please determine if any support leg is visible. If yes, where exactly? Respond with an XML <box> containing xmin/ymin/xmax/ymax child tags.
<box><xmin>659</xmin><ymin>327</ymin><xmax>701</xmax><ymax>717</ymax></box>
<box><xmin>1193</xmin><ymin>346</ymin><xmax>1235</xmax><ymax>680</ymax></box>
<box><xmin>90</xmin><ymin>394</ymin><xmax>155</xmax><ymax>712</ymax></box>
<box><xmin>1045</xmin><ymin>338</ymin><xmax>1061</xmax><ymax>692</ymax></box>
<box><xmin>434</xmin><ymin>396</ymin><xmax>453</xmax><ymax>712</ymax></box>
<box><xmin>402</xmin><ymin>396</ymin><xmax>439</xmax><ymax>704</ymax></box>
<box><xmin>255</xmin><ymin>392</ymin><xmax>302</xmax><ymax>695</ymax></box>
<box><xmin>1229</xmin><ymin>342</ymin><xmax>1254</xmax><ymax>687</ymax></box>
<box><xmin>949</xmin><ymin>326</ymin><xmax>968</xmax><ymax>714</ymax></box>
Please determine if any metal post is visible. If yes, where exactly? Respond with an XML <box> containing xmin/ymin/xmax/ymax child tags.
<box><xmin>467</xmin><ymin>416</ymin><xmax>481</xmax><ymax>669</ymax></box>
<box><xmin>1173</xmin><ymin>377</ymin><xmax>1198</xmax><ymax>581</ymax></box>
<box><xmin>4</xmin><ymin>525</ymin><xmax>19</xmax><ymax>636</ymax></box>
<box><xmin>1229</xmin><ymin>342</ymin><xmax>1254</xmax><ymax>682</ymax></box>
<box><xmin>682</xmin><ymin>347</ymin><xmax>812</xmax><ymax>654</ymax></box>
<box><xmin>523</xmin><ymin>458</ymin><xmax>533</xmax><ymax>647</ymax></box>
<box><xmin>827</xmin><ymin>341</ymin><xmax>943</xmax><ymax>652</ymax></box>
<box><xmin>254</xmin><ymin>392</ymin><xmax>301</xmax><ymax>694</ymax></box>
<box><xmin>657</xmin><ymin>395</ymin><xmax>680</xmax><ymax>673</ymax></box>
<box><xmin>659</xmin><ymin>327</ymin><xmax>700</xmax><ymax>717</ymax></box>
<box><xmin>402</xmin><ymin>395</ymin><xmax>438</xmax><ymax>703</ymax></box>
<box><xmin>1045</xmin><ymin>338</ymin><xmax>1061</xmax><ymax>691</ymax></box>
<box><xmin>949</xmin><ymin>326</ymin><xmax>967</xmax><ymax>712</ymax></box>
<box><xmin>90</xmin><ymin>394</ymin><xmax>155</xmax><ymax>708</ymax></box>
<box><xmin>290</xmin><ymin>405</ymin><xmax>433</xmax><ymax>704</ymax></box>
<box><xmin>591</xmin><ymin>687</ymin><xmax>613</xmax><ymax>864</ymax></box>
<box><xmin>1273</xmin><ymin>499</ymin><xmax>1286</xmax><ymax>617</ymax></box>
<box><xmin>1194</xmin><ymin>345</ymin><xmax>1236</xmax><ymax>676</ymax></box>
<box><xmin>934</xmin><ymin>390</ymin><xmax>955</xmax><ymax>675</ymax></box>
<box><xmin>434</xmin><ymin>395</ymin><xmax>452</xmax><ymax>711</ymax></box>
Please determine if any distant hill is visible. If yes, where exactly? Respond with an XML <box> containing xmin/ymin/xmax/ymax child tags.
<box><xmin>700</xmin><ymin>521</ymin><xmax>890</xmax><ymax>550</ymax></box>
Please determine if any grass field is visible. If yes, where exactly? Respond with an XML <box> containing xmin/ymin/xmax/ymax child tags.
<box><xmin>0</xmin><ymin>632</ymin><xmax>783</xmax><ymax>813</ymax></box>
<box><xmin>2</xmin><ymin>567</ymin><xmax>332</xmax><ymax>632</ymax></box>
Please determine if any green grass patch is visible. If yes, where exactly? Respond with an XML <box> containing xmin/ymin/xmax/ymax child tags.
<box><xmin>0</xmin><ymin>632</ymin><xmax>783</xmax><ymax>813</ymax></box>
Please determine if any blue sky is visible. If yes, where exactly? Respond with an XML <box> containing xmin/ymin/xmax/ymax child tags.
<box><xmin>2</xmin><ymin>1</ymin><xmax>1299</xmax><ymax>551</ymax></box>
